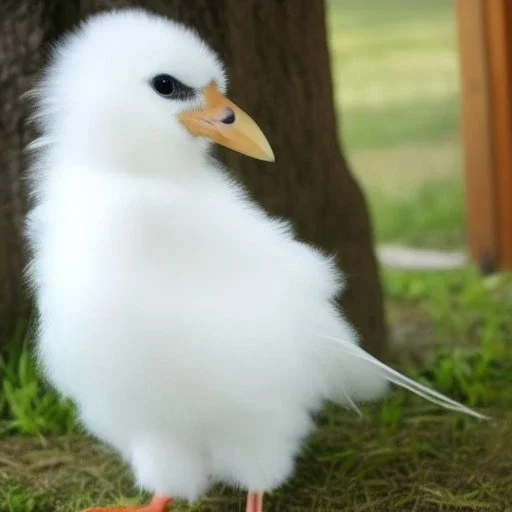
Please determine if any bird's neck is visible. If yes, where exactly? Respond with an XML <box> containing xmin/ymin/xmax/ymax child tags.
<box><xmin>53</xmin><ymin>142</ymin><xmax>213</xmax><ymax>181</ymax></box>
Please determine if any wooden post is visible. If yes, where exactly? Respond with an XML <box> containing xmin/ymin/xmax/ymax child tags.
<box><xmin>456</xmin><ymin>0</ymin><xmax>512</xmax><ymax>271</ymax></box>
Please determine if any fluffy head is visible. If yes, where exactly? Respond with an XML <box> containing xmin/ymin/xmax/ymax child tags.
<box><xmin>33</xmin><ymin>8</ymin><xmax>227</xmax><ymax>173</ymax></box>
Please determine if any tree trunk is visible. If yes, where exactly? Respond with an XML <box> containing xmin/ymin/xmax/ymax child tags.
<box><xmin>0</xmin><ymin>1</ymin><xmax>59</xmax><ymax>345</ymax></box>
<box><xmin>1</xmin><ymin>0</ymin><xmax>387</xmax><ymax>357</ymax></box>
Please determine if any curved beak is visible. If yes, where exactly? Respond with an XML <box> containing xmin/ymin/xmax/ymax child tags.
<box><xmin>179</xmin><ymin>83</ymin><xmax>275</xmax><ymax>162</ymax></box>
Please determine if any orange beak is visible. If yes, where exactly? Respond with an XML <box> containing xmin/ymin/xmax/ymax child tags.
<box><xmin>179</xmin><ymin>83</ymin><xmax>275</xmax><ymax>162</ymax></box>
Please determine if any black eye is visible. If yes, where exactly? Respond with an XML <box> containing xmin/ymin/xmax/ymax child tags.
<box><xmin>152</xmin><ymin>74</ymin><xmax>176</xmax><ymax>96</ymax></box>
<box><xmin>151</xmin><ymin>74</ymin><xmax>195</xmax><ymax>101</ymax></box>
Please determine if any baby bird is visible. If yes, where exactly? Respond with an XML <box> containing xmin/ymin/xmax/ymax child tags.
<box><xmin>25</xmin><ymin>8</ymin><xmax>485</xmax><ymax>512</ymax></box>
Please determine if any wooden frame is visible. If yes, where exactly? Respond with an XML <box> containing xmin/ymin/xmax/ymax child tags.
<box><xmin>456</xmin><ymin>0</ymin><xmax>512</xmax><ymax>271</ymax></box>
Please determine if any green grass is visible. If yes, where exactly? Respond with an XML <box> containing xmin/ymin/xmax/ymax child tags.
<box><xmin>1</xmin><ymin>268</ymin><xmax>512</xmax><ymax>511</ymax></box>
<box><xmin>340</xmin><ymin>95</ymin><xmax>459</xmax><ymax>152</ymax></box>
<box><xmin>327</xmin><ymin>0</ymin><xmax>465</xmax><ymax>249</ymax></box>
<box><xmin>328</xmin><ymin>0</ymin><xmax>459</xmax><ymax>150</ymax></box>
<box><xmin>0</xmin><ymin>337</ymin><xmax>76</xmax><ymax>438</ymax></box>
<box><xmin>370</xmin><ymin>179</ymin><xmax>465</xmax><ymax>248</ymax></box>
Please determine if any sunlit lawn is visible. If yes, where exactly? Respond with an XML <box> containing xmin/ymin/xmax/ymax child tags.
<box><xmin>327</xmin><ymin>0</ymin><xmax>465</xmax><ymax>249</ymax></box>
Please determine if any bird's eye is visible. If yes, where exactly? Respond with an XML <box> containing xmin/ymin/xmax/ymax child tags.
<box><xmin>151</xmin><ymin>74</ymin><xmax>195</xmax><ymax>101</ymax></box>
<box><xmin>152</xmin><ymin>74</ymin><xmax>176</xmax><ymax>96</ymax></box>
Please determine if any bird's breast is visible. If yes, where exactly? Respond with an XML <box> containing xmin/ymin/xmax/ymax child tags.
<box><xmin>33</xmin><ymin>168</ymin><xmax>337</xmax><ymax>423</ymax></box>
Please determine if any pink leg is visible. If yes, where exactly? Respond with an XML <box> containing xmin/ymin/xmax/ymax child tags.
<box><xmin>245</xmin><ymin>491</ymin><xmax>264</xmax><ymax>512</ymax></box>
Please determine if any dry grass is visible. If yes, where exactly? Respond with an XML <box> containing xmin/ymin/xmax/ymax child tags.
<box><xmin>1</xmin><ymin>407</ymin><xmax>511</xmax><ymax>512</ymax></box>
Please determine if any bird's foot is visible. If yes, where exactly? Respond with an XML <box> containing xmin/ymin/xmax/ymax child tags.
<box><xmin>246</xmin><ymin>491</ymin><xmax>264</xmax><ymax>512</ymax></box>
<box><xmin>83</xmin><ymin>495</ymin><xmax>172</xmax><ymax>512</ymax></box>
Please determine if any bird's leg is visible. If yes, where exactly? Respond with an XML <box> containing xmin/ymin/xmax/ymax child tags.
<box><xmin>245</xmin><ymin>491</ymin><xmax>264</xmax><ymax>512</ymax></box>
<box><xmin>84</xmin><ymin>494</ymin><xmax>172</xmax><ymax>512</ymax></box>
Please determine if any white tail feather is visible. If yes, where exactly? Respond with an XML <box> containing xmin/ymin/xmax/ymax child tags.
<box><xmin>316</xmin><ymin>333</ymin><xmax>489</xmax><ymax>420</ymax></box>
<box><xmin>339</xmin><ymin>386</ymin><xmax>363</xmax><ymax>418</ymax></box>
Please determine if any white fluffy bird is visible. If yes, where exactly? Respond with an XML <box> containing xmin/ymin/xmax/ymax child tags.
<box><xmin>25</xmin><ymin>8</ymin><xmax>485</xmax><ymax>512</ymax></box>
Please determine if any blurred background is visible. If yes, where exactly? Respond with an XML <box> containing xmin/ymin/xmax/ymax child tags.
<box><xmin>329</xmin><ymin>0</ymin><xmax>464</xmax><ymax>251</ymax></box>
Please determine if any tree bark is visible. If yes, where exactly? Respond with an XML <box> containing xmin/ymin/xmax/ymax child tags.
<box><xmin>1</xmin><ymin>0</ymin><xmax>387</xmax><ymax>357</ymax></box>
<box><xmin>0</xmin><ymin>1</ymin><xmax>60</xmax><ymax>345</ymax></box>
